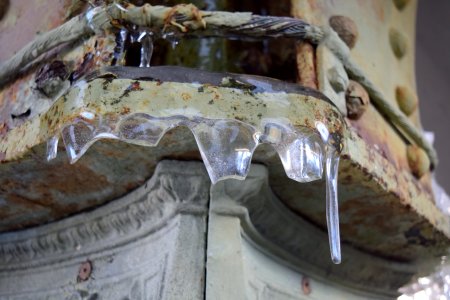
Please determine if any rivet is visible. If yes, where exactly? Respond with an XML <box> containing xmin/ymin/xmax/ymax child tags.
<box><xmin>329</xmin><ymin>16</ymin><xmax>358</xmax><ymax>49</ymax></box>
<box><xmin>77</xmin><ymin>260</ymin><xmax>93</xmax><ymax>282</ymax></box>
<box><xmin>407</xmin><ymin>145</ymin><xmax>430</xmax><ymax>178</ymax></box>
<box><xmin>393</xmin><ymin>0</ymin><xmax>411</xmax><ymax>11</ymax></box>
<box><xmin>345</xmin><ymin>80</ymin><xmax>370</xmax><ymax>120</ymax></box>
<box><xmin>302</xmin><ymin>276</ymin><xmax>311</xmax><ymax>295</ymax></box>
<box><xmin>389</xmin><ymin>28</ymin><xmax>408</xmax><ymax>59</ymax></box>
<box><xmin>396</xmin><ymin>86</ymin><xmax>417</xmax><ymax>116</ymax></box>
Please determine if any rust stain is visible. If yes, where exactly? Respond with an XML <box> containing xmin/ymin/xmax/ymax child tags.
<box><xmin>77</xmin><ymin>260</ymin><xmax>93</xmax><ymax>282</ymax></box>
<box><xmin>371</xmin><ymin>0</ymin><xmax>385</xmax><ymax>22</ymax></box>
<box><xmin>44</xmin><ymin>163</ymin><xmax>109</xmax><ymax>195</ymax></box>
<box><xmin>295</xmin><ymin>42</ymin><xmax>318</xmax><ymax>89</ymax></box>
<box><xmin>163</xmin><ymin>150</ymin><xmax>202</xmax><ymax>161</ymax></box>
<box><xmin>0</xmin><ymin>122</ymin><xmax>8</xmax><ymax>137</ymax></box>
<box><xmin>163</xmin><ymin>4</ymin><xmax>205</xmax><ymax>33</ymax></box>
<box><xmin>121</xmin><ymin>106</ymin><xmax>131</xmax><ymax>115</ymax></box>
<box><xmin>130</xmin><ymin>81</ymin><xmax>142</xmax><ymax>91</ymax></box>
<box><xmin>301</xmin><ymin>276</ymin><xmax>311</xmax><ymax>295</ymax></box>
<box><xmin>181</xmin><ymin>92</ymin><xmax>192</xmax><ymax>101</ymax></box>
<box><xmin>5</xmin><ymin>193</ymin><xmax>49</xmax><ymax>209</ymax></box>
<box><xmin>349</xmin><ymin>113</ymin><xmax>402</xmax><ymax>169</ymax></box>
<box><xmin>0</xmin><ymin>161</ymin><xmax>110</xmax><ymax>216</ymax></box>
<box><xmin>71</xmin><ymin>52</ymin><xmax>95</xmax><ymax>82</ymax></box>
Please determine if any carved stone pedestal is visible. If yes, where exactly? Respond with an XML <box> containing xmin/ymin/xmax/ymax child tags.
<box><xmin>0</xmin><ymin>161</ymin><xmax>412</xmax><ymax>299</ymax></box>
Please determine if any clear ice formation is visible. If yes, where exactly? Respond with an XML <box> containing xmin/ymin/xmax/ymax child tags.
<box><xmin>137</xmin><ymin>31</ymin><xmax>153</xmax><ymax>67</ymax></box>
<box><xmin>50</xmin><ymin>15</ymin><xmax>341</xmax><ymax>262</ymax></box>
<box><xmin>47</xmin><ymin>112</ymin><xmax>341</xmax><ymax>263</ymax></box>
<box><xmin>326</xmin><ymin>147</ymin><xmax>341</xmax><ymax>264</ymax></box>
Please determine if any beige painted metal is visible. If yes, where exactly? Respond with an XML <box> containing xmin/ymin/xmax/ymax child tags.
<box><xmin>293</xmin><ymin>0</ymin><xmax>420</xmax><ymax>124</ymax></box>
<box><xmin>0</xmin><ymin>78</ymin><xmax>343</xmax><ymax>161</ymax></box>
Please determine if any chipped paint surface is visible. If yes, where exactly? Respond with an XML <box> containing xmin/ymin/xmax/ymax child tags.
<box><xmin>0</xmin><ymin>73</ymin><xmax>344</xmax><ymax>162</ymax></box>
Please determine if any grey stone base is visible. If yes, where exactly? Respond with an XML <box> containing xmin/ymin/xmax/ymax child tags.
<box><xmin>0</xmin><ymin>161</ymin><xmax>412</xmax><ymax>299</ymax></box>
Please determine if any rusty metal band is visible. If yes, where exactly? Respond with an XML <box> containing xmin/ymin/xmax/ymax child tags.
<box><xmin>0</xmin><ymin>2</ymin><xmax>437</xmax><ymax>168</ymax></box>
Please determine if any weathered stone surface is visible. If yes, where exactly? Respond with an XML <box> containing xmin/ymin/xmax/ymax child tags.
<box><xmin>0</xmin><ymin>160</ymin><xmax>420</xmax><ymax>299</ymax></box>
<box><xmin>0</xmin><ymin>161</ymin><xmax>209</xmax><ymax>300</ymax></box>
<box><xmin>210</xmin><ymin>165</ymin><xmax>415</xmax><ymax>298</ymax></box>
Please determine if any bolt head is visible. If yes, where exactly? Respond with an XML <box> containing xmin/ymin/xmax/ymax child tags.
<box><xmin>345</xmin><ymin>80</ymin><xmax>370</xmax><ymax>119</ymax></box>
<box><xmin>301</xmin><ymin>276</ymin><xmax>311</xmax><ymax>295</ymax></box>
<box><xmin>389</xmin><ymin>28</ymin><xmax>408</xmax><ymax>59</ymax></box>
<box><xmin>77</xmin><ymin>260</ymin><xmax>93</xmax><ymax>282</ymax></box>
<box><xmin>329</xmin><ymin>16</ymin><xmax>358</xmax><ymax>49</ymax></box>
<box><xmin>407</xmin><ymin>145</ymin><xmax>430</xmax><ymax>178</ymax></box>
<box><xmin>396</xmin><ymin>86</ymin><xmax>417</xmax><ymax>116</ymax></box>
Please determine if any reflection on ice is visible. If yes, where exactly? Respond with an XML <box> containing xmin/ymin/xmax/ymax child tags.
<box><xmin>118</xmin><ymin>114</ymin><xmax>171</xmax><ymax>146</ymax></box>
<box><xmin>61</xmin><ymin>120</ymin><xmax>97</xmax><ymax>163</ymax></box>
<box><xmin>325</xmin><ymin>146</ymin><xmax>341</xmax><ymax>264</ymax></box>
<box><xmin>46</xmin><ymin>136</ymin><xmax>59</xmax><ymax>162</ymax></box>
<box><xmin>61</xmin><ymin>117</ymin><xmax>118</xmax><ymax>163</ymax></box>
<box><xmin>138</xmin><ymin>31</ymin><xmax>153</xmax><ymax>68</ymax></box>
<box><xmin>192</xmin><ymin>120</ymin><xmax>258</xmax><ymax>184</ymax></box>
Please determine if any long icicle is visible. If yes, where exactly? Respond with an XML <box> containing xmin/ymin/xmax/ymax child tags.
<box><xmin>325</xmin><ymin>145</ymin><xmax>341</xmax><ymax>264</ymax></box>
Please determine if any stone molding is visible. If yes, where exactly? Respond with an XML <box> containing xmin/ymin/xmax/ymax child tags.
<box><xmin>212</xmin><ymin>165</ymin><xmax>416</xmax><ymax>298</ymax></box>
<box><xmin>0</xmin><ymin>160</ymin><xmax>210</xmax><ymax>270</ymax></box>
<box><xmin>0</xmin><ymin>160</ymin><xmax>417</xmax><ymax>298</ymax></box>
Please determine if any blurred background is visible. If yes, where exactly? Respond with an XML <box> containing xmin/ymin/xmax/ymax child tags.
<box><xmin>416</xmin><ymin>1</ymin><xmax>450</xmax><ymax>193</ymax></box>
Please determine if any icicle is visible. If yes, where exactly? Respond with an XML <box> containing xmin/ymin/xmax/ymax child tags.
<box><xmin>162</xmin><ymin>32</ymin><xmax>180</xmax><ymax>50</ymax></box>
<box><xmin>46</xmin><ymin>135</ymin><xmax>59</xmax><ymax>161</ymax></box>
<box><xmin>118</xmin><ymin>114</ymin><xmax>170</xmax><ymax>146</ymax></box>
<box><xmin>315</xmin><ymin>121</ymin><xmax>341</xmax><ymax>264</ymax></box>
<box><xmin>191</xmin><ymin>119</ymin><xmax>258</xmax><ymax>184</ymax></box>
<box><xmin>60</xmin><ymin>112</ymin><xmax>117</xmax><ymax>163</ymax></box>
<box><xmin>315</xmin><ymin>121</ymin><xmax>329</xmax><ymax>143</ymax></box>
<box><xmin>262</xmin><ymin>123</ymin><xmax>323</xmax><ymax>182</ymax></box>
<box><xmin>61</xmin><ymin>120</ymin><xmax>96</xmax><ymax>163</ymax></box>
<box><xmin>325</xmin><ymin>145</ymin><xmax>341</xmax><ymax>264</ymax></box>
<box><xmin>113</xmin><ymin>28</ymin><xmax>129</xmax><ymax>66</ymax></box>
<box><xmin>129</xmin><ymin>25</ymin><xmax>139</xmax><ymax>43</ymax></box>
<box><xmin>137</xmin><ymin>31</ymin><xmax>154</xmax><ymax>68</ymax></box>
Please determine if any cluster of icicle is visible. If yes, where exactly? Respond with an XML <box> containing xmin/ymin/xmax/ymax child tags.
<box><xmin>46</xmin><ymin>113</ymin><xmax>341</xmax><ymax>263</ymax></box>
<box><xmin>48</xmin><ymin>8</ymin><xmax>342</xmax><ymax>263</ymax></box>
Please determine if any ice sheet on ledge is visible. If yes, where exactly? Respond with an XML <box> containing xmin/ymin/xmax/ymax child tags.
<box><xmin>39</xmin><ymin>61</ymin><xmax>344</xmax><ymax>264</ymax></box>
<box><xmin>47</xmin><ymin>111</ymin><xmax>341</xmax><ymax>264</ymax></box>
<box><xmin>51</xmin><ymin>113</ymin><xmax>332</xmax><ymax>183</ymax></box>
